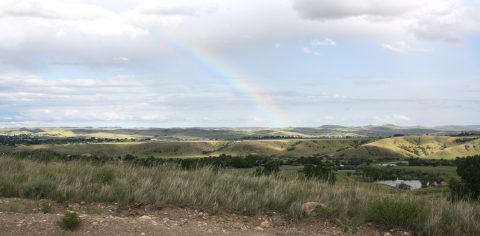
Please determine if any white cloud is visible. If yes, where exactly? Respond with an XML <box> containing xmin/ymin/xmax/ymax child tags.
<box><xmin>114</xmin><ymin>57</ymin><xmax>129</xmax><ymax>61</ymax></box>
<box><xmin>0</xmin><ymin>72</ymin><xmax>172</xmax><ymax>124</ymax></box>
<box><xmin>310</xmin><ymin>38</ymin><xmax>336</xmax><ymax>47</ymax></box>
<box><xmin>302</xmin><ymin>47</ymin><xmax>320</xmax><ymax>56</ymax></box>
<box><xmin>0</xmin><ymin>0</ymin><xmax>478</xmax><ymax>127</ymax></box>
<box><xmin>375</xmin><ymin>114</ymin><xmax>411</xmax><ymax>124</ymax></box>
<box><xmin>0</xmin><ymin>0</ymin><xmax>477</xmax><ymax>71</ymax></box>
<box><xmin>302</xmin><ymin>38</ymin><xmax>335</xmax><ymax>55</ymax></box>
<box><xmin>135</xmin><ymin>3</ymin><xmax>210</xmax><ymax>16</ymax></box>
<box><xmin>0</xmin><ymin>0</ymin><xmax>113</xmax><ymax>20</ymax></box>
<box><xmin>382</xmin><ymin>41</ymin><xmax>430</xmax><ymax>53</ymax></box>
<box><xmin>302</xmin><ymin>47</ymin><xmax>312</xmax><ymax>54</ymax></box>
<box><xmin>382</xmin><ymin>41</ymin><xmax>411</xmax><ymax>53</ymax></box>
<box><xmin>293</xmin><ymin>0</ymin><xmax>480</xmax><ymax>43</ymax></box>
<box><xmin>0</xmin><ymin>72</ymin><xmax>284</xmax><ymax>126</ymax></box>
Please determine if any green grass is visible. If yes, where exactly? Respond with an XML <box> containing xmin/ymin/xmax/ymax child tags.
<box><xmin>366</xmin><ymin>197</ymin><xmax>428</xmax><ymax>229</ymax></box>
<box><xmin>0</xmin><ymin>157</ymin><xmax>479</xmax><ymax>235</ymax></box>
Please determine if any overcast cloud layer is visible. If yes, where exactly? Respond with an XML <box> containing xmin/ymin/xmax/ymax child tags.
<box><xmin>0</xmin><ymin>0</ymin><xmax>479</xmax><ymax>127</ymax></box>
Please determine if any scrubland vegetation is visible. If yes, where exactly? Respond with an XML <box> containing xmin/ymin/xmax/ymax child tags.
<box><xmin>1</xmin><ymin>157</ymin><xmax>480</xmax><ymax>235</ymax></box>
<box><xmin>1</xmin><ymin>132</ymin><xmax>480</xmax><ymax>234</ymax></box>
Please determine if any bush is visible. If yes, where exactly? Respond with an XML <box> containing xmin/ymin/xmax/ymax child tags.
<box><xmin>22</xmin><ymin>179</ymin><xmax>56</xmax><ymax>198</ymax></box>
<box><xmin>59</xmin><ymin>211</ymin><xmax>81</xmax><ymax>231</ymax></box>
<box><xmin>255</xmin><ymin>160</ymin><xmax>281</xmax><ymax>176</ymax></box>
<box><xmin>398</xmin><ymin>183</ymin><xmax>411</xmax><ymax>190</ymax></box>
<box><xmin>41</xmin><ymin>201</ymin><xmax>53</xmax><ymax>214</ymax></box>
<box><xmin>366</xmin><ymin>198</ymin><xmax>427</xmax><ymax>229</ymax></box>
<box><xmin>456</xmin><ymin>155</ymin><xmax>480</xmax><ymax>199</ymax></box>
<box><xmin>449</xmin><ymin>178</ymin><xmax>468</xmax><ymax>201</ymax></box>
<box><xmin>303</xmin><ymin>164</ymin><xmax>336</xmax><ymax>184</ymax></box>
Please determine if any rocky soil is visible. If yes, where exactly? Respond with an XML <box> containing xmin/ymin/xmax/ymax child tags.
<box><xmin>0</xmin><ymin>198</ymin><xmax>412</xmax><ymax>236</ymax></box>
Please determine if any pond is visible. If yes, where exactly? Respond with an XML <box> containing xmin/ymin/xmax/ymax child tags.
<box><xmin>374</xmin><ymin>179</ymin><xmax>422</xmax><ymax>189</ymax></box>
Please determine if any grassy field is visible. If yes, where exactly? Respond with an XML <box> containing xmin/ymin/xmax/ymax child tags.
<box><xmin>0</xmin><ymin>157</ymin><xmax>479</xmax><ymax>235</ymax></box>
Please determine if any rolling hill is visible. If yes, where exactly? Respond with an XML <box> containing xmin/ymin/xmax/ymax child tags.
<box><xmin>336</xmin><ymin>135</ymin><xmax>480</xmax><ymax>159</ymax></box>
<box><xmin>12</xmin><ymin>138</ymin><xmax>371</xmax><ymax>158</ymax></box>
<box><xmin>1</xmin><ymin>125</ymin><xmax>480</xmax><ymax>140</ymax></box>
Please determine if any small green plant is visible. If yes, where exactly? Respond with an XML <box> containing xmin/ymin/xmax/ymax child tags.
<box><xmin>59</xmin><ymin>211</ymin><xmax>81</xmax><ymax>231</ymax></box>
<box><xmin>336</xmin><ymin>212</ymin><xmax>363</xmax><ymax>234</ymax></box>
<box><xmin>41</xmin><ymin>201</ymin><xmax>53</xmax><ymax>214</ymax></box>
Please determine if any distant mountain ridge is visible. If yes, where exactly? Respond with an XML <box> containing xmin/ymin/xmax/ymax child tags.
<box><xmin>1</xmin><ymin>125</ymin><xmax>479</xmax><ymax>140</ymax></box>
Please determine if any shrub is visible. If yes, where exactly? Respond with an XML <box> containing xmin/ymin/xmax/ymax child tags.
<box><xmin>59</xmin><ymin>211</ymin><xmax>81</xmax><ymax>231</ymax></box>
<box><xmin>303</xmin><ymin>164</ymin><xmax>336</xmax><ymax>184</ymax></box>
<box><xmin>449</xmin><ymin>178</ymin><xmax>468</xmax><ymax>201</ymax></box>
<box><xmin>22</xmin><ymin>179</ymin><xmax>56</xmax><ymax>199</ymax></box>
<box><xmin>456</xmin><ymin>155</ymin><xmax>480</xmax><ymax>199</ymax></box>
<box><xmin>398</xmin><ymin>183</ymin><xmax>411</xmax><ymax>190</ymax></box>
<box><xmin>366</xmin><ymin>197</ymin><xmax>427</xmax><ymax>229</ymax></box>
<box><xmin>255</xmin><ymin>160</ymin><xmax>281</xmax><ymax>176</ymax></box>
<box><xmin>41</xmin><ymin>201</ymin><xmax>53</xmax><ymax>214</ymax></box>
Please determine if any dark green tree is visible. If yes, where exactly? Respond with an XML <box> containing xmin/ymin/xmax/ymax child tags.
<box><xmin>456</xmin><ymin>155</ymin><xmax>480</xmax><ymax>199</ymax></box>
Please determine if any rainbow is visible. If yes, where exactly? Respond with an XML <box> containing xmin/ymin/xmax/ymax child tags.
<box><xmin>158</xmin><ymin>33</ymin><xmax>288</xmax><ymax>127</ymax></box>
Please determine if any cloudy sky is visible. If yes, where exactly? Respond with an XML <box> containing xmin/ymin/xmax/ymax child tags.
<box><xmin>0</xmin><ymin>0</ymin><xmax>479</xmax><ymax>127</ymax></box>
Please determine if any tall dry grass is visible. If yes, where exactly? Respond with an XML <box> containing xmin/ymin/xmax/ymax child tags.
<box><xmin>0</xmin><ymin>157</ymin><xmax>479</xmax><ymax>235</ymax></box>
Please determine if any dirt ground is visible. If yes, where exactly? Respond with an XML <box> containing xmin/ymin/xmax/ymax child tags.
<box><xmin>0</xmin><ymin>198</ymin><xmax>410</xmax><ymax>236</ymax></box>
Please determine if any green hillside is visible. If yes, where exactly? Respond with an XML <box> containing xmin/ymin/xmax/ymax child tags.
<box><xmin>12</xmin><ymin>138</ymin><xmax>370</xmax><ymax>158</ymax></box>
<box><xmin>337</xmin><ymin>135</ymin><xmax>480</xmax><ymax>159</ymax></box>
